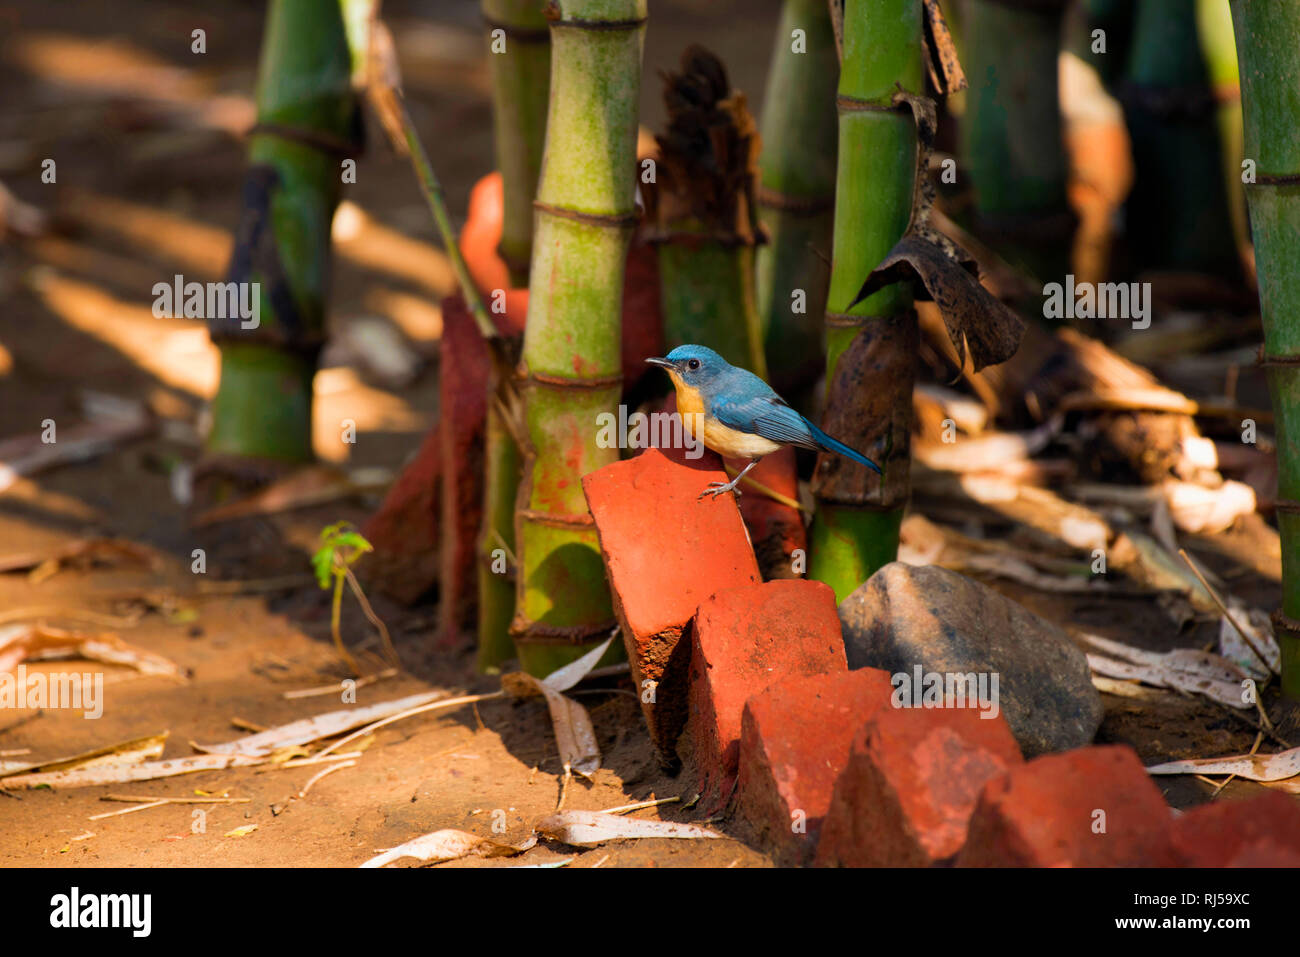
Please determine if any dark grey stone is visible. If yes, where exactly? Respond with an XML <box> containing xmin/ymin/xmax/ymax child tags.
<box><xmin>838</xmin><ymin>562</ymin><xmax>1102</xmax><ymax>757</ymax></box>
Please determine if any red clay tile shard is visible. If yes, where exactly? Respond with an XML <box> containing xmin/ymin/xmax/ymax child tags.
<box><xmin>815</xmin><ymin>702</ymin><xmax>1022</xmax><ymax>867</ymax></box>
<box><xmin>1170</xmin><ymin>789</ymin><xmax>1300</xmax><ymax>867</ymax></box>
<box><xmin>682</xmin><ymin>579</ymin><xmax>847</xmax><ymax>803</ymax></box>
<box><xmin>737</xmin><ymin>667</ymin><xmax>895</xmax><ymax>864</ymax></box>
<box><xmin>583</xmin><ymin>447</ymin><xmax>760</xmax><ymax>762</ymax></box>
<box><xmin>955</xmin><ymin>744</ymin><xmax>1178</xmax><ymax>867</ymax></box>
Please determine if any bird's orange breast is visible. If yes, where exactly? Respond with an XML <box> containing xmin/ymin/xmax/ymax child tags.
<box><xmin>667</xmin><ymin>374</ymin><xmax>782</xmax><ymax>460</ymax></box>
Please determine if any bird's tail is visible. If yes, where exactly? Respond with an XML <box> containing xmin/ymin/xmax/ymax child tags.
<box><xmin>809</xmin><ymin>423</ymin><xmax>882</xmax><ymax>474</ymax></box>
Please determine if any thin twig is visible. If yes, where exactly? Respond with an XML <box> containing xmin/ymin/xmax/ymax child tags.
<box><xmin>100</xmin><ymin>794</ymin><xmax>250</xmax><ymax>805</ymax></box>
<box><xmin>297</xmin><ymin>759</ymin><xmax>356</xmax><ymax>798</ymax></box>
<box><xmin>88</xmin><ymin>799</ymin><xmax>170</xmax><ymax>820</ymax></box>
<box><xmin>283</xmin><ymin>668</ymin><xmax>397</xmax><ymax>700</ymax></box>
<box><xmin>312</xmin><ymin>692</ymin><xmax>505</xmax><ymax>760</ymax></box>
<box><xmin>394</xmin><ymin>103</ymin><xmax>495</xmax><ymax>341</ymax></box>
<box><xmin>342</xmin><ymin>566</ymin><xmax>399</xmax><ymax>667</ymax></box>
<box><xmin>556</xmin><ymin>768</ymin><xmax>572</xmax><ymax>811</ymax></box>
<box><xmin>601</xmin><ymin>796</ymin><xmax>681</xmax><ymax>815</ymax></box>
<box><xmin>1177</xmin><ymin>548</ymin><xmax>1278</xmax><ymax>676</ymax></box>
<box><xmin>254</xmin><ymin>751</ymin><xmax>363</xmax><ymax>772</ymax></box>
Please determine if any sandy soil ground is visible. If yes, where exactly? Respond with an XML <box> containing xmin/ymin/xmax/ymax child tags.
<box><xmin>0</xmin><ymin>0</ymin><xmax>1293</xmax><ymax>868</ymax></box>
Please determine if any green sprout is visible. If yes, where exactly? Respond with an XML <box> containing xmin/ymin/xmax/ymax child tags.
<box><xmin>312</xmin><ymin>521</ymin><xmax>398</xmax><ymax>674</ymax></box>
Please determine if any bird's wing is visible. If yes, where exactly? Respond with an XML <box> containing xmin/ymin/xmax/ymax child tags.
<box><xmin>710</xmin><ymin>389</ymin><xmax>821</xmax><ymax>450</ymax></box>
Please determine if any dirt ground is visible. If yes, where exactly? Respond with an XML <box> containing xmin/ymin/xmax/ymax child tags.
<box><xmin>0</xmin><ymin>0</ymin><xmax>1294</xmax><ymax>869</ymax></box>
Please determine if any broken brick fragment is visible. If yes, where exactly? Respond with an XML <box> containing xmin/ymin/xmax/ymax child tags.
<box><xmin>815</xmin><ymin>702</ymin><xmax>1023</xmax><ymax>867</ymax></box>
<box><xmin>1170</xmin><ymin>789</ymin><xmax>1300</xmax><ymax>867</ymax></box>
<box><xmin>737</xmin><ymin>667</ymin><xmax>894</xmax><ymax>863</ymax></box>
<box><xmin>583</xmin><ymin>447</ymin><xmax>760</xmax><ymax>764</ymax></box>
<box><xmin>682</xmin><ymin>578</ymin><xmax>847</xmax><ymax>805</ymax></box>
<box><xmin>955</xmin><ymin>744</ymin><xmax>1178</xmax><ymax>867</ymax></box>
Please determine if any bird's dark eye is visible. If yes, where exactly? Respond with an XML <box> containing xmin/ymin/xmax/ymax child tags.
<box><xmin>687</xmin><ymin>358</ymin><xmax>701</xmax><ymax>371</ymax></box>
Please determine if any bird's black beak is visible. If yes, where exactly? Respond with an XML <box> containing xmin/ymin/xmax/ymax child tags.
<box><xmin>644</xmin><ymin>357</ymin><xmax>674</xmax><ymax>370</ymax></box>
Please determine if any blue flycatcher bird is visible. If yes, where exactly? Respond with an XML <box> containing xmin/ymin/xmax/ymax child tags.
<box><xmin>646</xmin><ymin>344</ymin><xmax>882</xmax><ymax>499</ymax></box>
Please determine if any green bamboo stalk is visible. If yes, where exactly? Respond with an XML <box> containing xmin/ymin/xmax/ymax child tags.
<box><xmin>755</xmin><ymin>0</ymin><xmax>839</xmax><ymax>401</ymax></box>
<box><xmin>478</xmin><ymin>399</ymin><xmax>522</xmax><ymax>671</ymax></box>
<box><xmin>1197</xmin><ymin>0</ymin><xmax>1249</xmax><ymax>273</ymax></box>
<box><xmin>806</xmin><ymin>0</ymin><xmax>922</xmax><ymax>602</ymax></box>
<box><xmin>512</xmin><ymin>0</ymin><xmax>645</xmax><ymax>676</ymax></box>
<box><xmin>477</xmin><ymin>2</ymin><xmax>551</xmax><ymax>672</ymax></box>
<box><xmin>1230</xmin><ymin>0</ymin><xmax>1300</xmax><ymax>697</ymax></box>
<box><xmin>207</xmin><ymin>0</ymin><xmax>361</xmax><ymax>464</ymax></box>
<box><xmin>483</xmin><ymin>0</ymin><xmax>552</xmax><ymax>286</ymax></box>
<box><xmin>657</xmin><ymin>243</ymin><xmax>766</xmax><ymax>377</ymax></box>
<box><xmin>647</xmin><ymin>47</ymin><xmax>766</xmax><ymax>378</ymax></box>
<box><xmin>960</xmin><ymin>0</ymin><xmax>1073</xmax><ymax>284</ymax></box>
<box><xmin>1121</xmin><ymin>0</ymin><xmax>1238</xmax><ymax>278</ymax></box>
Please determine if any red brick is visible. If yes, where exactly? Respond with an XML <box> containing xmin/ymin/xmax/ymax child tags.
<box><xmin>683</xmin><ymin>579</ymin><xmax>848</xmax><ymax>804</ymax></box>
<box><xmin>1170</xmin><ymin>790</ymin><xmax>1300</xmax><ymax>867</ymax></box>
<box><xmin>650</xmin><ymin>396</ymin><xmax>806</xmax><ymax>580</ymax></box>
<box><xmin>737</xmin><ymin>668</ymin><xmax>895</xmax><ymax>864</ymax></box>
<box><xmin>730</xmin><ymin>446</ymin><xmax>806</xmax><ymax>581</ymax></box>
<box><xmin>815</xmin><ymin>703</ymin><xmax>1023</xmax><ymax>867</ymax></box>
<box><xmin>582</xmin><ymin>447</ymin><xmax>760</xmax><ymax>763</ymax></box>
<box><xmin>955</xmin><ymin>745</ymin><xmax>1178</xmax><ymax>867</ymax></box>
<box><xmin>362</xmin><ymin>423</ymin><xmax>441</xmax><ymax>605</ymax></box>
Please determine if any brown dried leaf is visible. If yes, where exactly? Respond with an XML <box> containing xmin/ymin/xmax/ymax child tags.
<box><xmin>850</xmin><ymin>89</ymin><xmax>1022</xmax><ymax>372</ymax></box>
<box><xmin>196</xmin><ymin>688</ymin><xmax>453</xmax><ymax>758</ymax></box>
<box><xmin>3</xmin><ymin>753</ymin><xmax>262</xmax><ymax>790</ymax></box>
<box><xmin>1146</xmin><ymin>746</ymin><xmax>1300</xmax><ymax>783</ymax></box>
<box><xmin>190</xmin><ymin>465</ymin><xmax>364</xmax><ymax>527</ymax></box>
<box><xmin>0</xmin><ymin>732</ymin><xmax>168</xmax><ymax>779</ymax></box>
<box><xmin>0</xmin><ymin>623</ymin><xmax>185</xmax><ymax>679</ymax></box>
<box><xmin>534</xmin><ymin>810</ymin><xmax>724</xmax><ymax>847</ymax></box>
<box><xmin>0</xmin><ymin>537</ymin><xmax>160</xmax><ymax>575</ymax></box>
<box><xmin>499</xmin><ymin>634</ymin><xmax>613</xmax><ymax>779</ymax></box>
<box><xmin>360</xmin><ymin>829</ymin><xmax>536</xmax><ymax>868</ymax></box>
<box><xmin>922</xmin><ymin>0</ymin><xmax>967</xmax><ymax>95</ymax></box>
<box><xmin>853</xmin><ymin>234</ymin><xmax>1024</xmax><ymax>372</ymax></box>
<box><xmin>643</xmin><ymin>45</ymin><xmax>762</xmax><ymax>244</ymax></box>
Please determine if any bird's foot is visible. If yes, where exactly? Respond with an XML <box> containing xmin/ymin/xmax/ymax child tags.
<box><xmin>697</xmin><ymin>480</ymin><xmax>741</xmax><ymax>500</ymax></box>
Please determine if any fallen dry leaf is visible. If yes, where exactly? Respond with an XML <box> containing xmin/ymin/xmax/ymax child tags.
<box><xmin>915</xmin><ymin>416</ymin><xmax>1062</xmax><ymax>473</ymax></box>
<box><xmin>1219</xmin><ymin>604</ymin><xmax>1280</xmax><ymax>679</ymax></box>
<box><xmin>1083</xmin><ymin>633</ymin><xmax>1253</xmax><ymax>709</ymax></box>
<box><xmin>534</xmin><ymin>810</ymin><xmax>724</xmax><ymax>847</ymax></box>
<box><xmin>190</xmin><ymin>465</ymin><xmax>381</xmax><ymax>527</ymax></box>
<box><xmin>0</xmin><ymin>623</ymin><xmax>185</xmax><ymax>678</ymax></box>
<box><xmin>196</xmin><ymin>688</ymin><xmax>452</xmax><ymax>758</ymax></box>
<box><xmin>360</xmin><ymin>829</ymin><xmax>536</xmax><ymax>868</ymax></box>
<box><xmin>0</xmin><ymin>405</ymin><xmax>153</xmax><ymax>494</ymax></box>
<box><xmin>1146</xmin><ymin>746</ymin><xmax>1300</xmax><ymax>783</ymax></box>
<box><xmin>0</xmin><ymin>731</ymin><xmax>168</xmax><ymax>779</ymax></box>
<box><xmin>499</xmin><ymin>635</ymin><xmax>614</xmax><ymax>780</ymax></box>
<box><xmin>0</xmin><ymin>537</ymin><xmax>161</xmax><ymax>576</ymax></box>
<box><xmin>1</xmin><ymin>753</ymin><xmax>262</xmax><ymax>789</ymax></box>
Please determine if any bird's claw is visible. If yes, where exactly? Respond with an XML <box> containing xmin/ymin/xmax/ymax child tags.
<box><xmin>697</xmin><ymin>481</ymin><xmax>741</xmax><ymax>500</ymax></box>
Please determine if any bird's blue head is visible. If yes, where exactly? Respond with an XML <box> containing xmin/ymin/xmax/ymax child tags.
<box><xmin>645</xmin><ymin>344</ymin><xmax>729</xmax><ymax>388</ymax></box>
